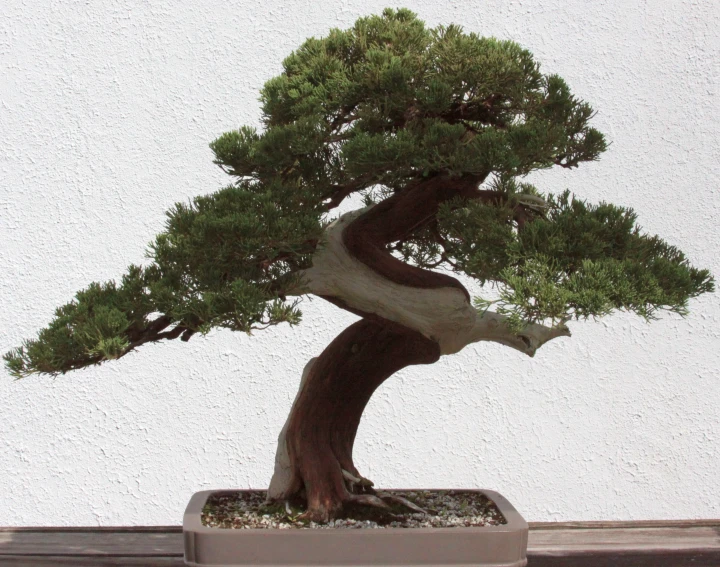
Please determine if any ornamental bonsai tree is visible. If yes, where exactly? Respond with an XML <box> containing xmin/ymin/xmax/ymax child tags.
<box><xmin>5</xmin><ymin>8</ymin><xmax>714</xmax><ymax>523</ymax></box>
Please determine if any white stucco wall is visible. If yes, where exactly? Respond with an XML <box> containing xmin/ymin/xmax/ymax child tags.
<box><xmin>1</xmin><ymin>0</ymin><xmax>718</xmax><ymax>526</ymax></box>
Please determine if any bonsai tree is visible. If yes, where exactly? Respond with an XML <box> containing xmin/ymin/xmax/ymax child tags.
<box><xmin>5</xmin><ymin>8</ymin><xmax>714</xmax><ymax>523</ymax></box>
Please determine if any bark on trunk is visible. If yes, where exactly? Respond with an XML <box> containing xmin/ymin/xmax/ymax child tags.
<box><xmin>266</xmin><ymin>317</ymin><xmax>440</xmax><ymax>522</ymax></box>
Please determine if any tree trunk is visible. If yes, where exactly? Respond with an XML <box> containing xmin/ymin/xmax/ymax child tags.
<box><xmin>265</xmin><ymin>173</ymin><xmax>570</xmax><ymax>522</ymax></box>
<box><xmin>266</xmin><ymin>317</ymin><xmax>440</xmax><ymax>522</ymax></box>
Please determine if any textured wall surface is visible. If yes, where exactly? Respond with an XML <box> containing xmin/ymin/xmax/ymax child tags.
<box><xmin>1</xmin><ymin>0</ymin><xmax>718</xmax><ymax>526</ymax></box>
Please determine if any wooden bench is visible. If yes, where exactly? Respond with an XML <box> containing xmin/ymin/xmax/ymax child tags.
<box><xmin>1</xmin><ymin>520</ymin><xmax>719</xmax><ymax>566</ymax></box>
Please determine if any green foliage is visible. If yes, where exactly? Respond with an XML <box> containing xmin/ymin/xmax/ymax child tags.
<box><xmin>213</xmin><ymin>7</ymin><xmax>606</xmax><ymax>193</ymax></box>
<box><xmin>4</xmin><ymin>268</ymin><xmax>150</xmax><ymax>379</ymax></box>
<box><xmin>5</xmin><ymin>181</ymin><xmax>327</xmax><ymax>379</ymax></box>
<box><xmin>426</xmin><ymin>187</ymin><xmax>714</xmax><ymax>328</ymax></box>
<box><xmin>145</xmin><ymin>180</ymin><xmax>326</xmax><ymax>329</ymax></box>
<box><xmin>4</xmin><ymin>8</ymin><xmax>713</xmax><ymax>379</ymax></box>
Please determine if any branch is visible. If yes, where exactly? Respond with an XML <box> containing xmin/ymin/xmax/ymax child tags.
<box><xmin>341</xmin><ymin>174</ymin><xmax>488</xmax><ymax>303</ymax></box>
<box><xmin>319</xmin><ymin>173</ymin><xmax>375</xmax><ymax>210</ymax></box>
<box><xmin>461</xmin><ymin>311</ymin><xmax>571</xmax><ymax>357</ymax></box>
<box><xmin>118</xmin><ymin>316</ymin><xmax>198</xmax><ymax>360</ymax></box>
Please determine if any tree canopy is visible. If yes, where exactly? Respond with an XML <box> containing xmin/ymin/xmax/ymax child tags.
<box><xmin>4</xmin><ymin>8</ymin><xmax>713</xmax><ymax>379</ymax></box>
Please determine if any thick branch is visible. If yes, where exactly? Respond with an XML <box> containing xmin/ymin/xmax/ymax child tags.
<box><xmin>289</xmin><ymin>203</ymin><xmax>569</xmax><ymax>356</ymax></box>
<box><xmin>342</xmin><ymin>173</ymin><xmax>488</xmax><ymax>302</ymax></box>
<box><xmin>460</xmin><ymin>311</ymin><xmax>571</xmax><ymax>357</ymax></box>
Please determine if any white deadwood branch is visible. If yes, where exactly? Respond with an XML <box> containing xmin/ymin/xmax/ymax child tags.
<box><xmin>286</xmin><ymin>205</ymin><xmax>570</xmax><ymax>356</ymax></box>
<box><xmin>515</xmin><ymin>193</ymin><xmax>550</xmax><ymax>213</ymax></box>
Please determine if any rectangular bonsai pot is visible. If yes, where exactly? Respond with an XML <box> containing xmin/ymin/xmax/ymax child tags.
<box><xmin>183</xmin><ymin>489</ymin><xmax>528</xmax><ymax>567</ymax></box>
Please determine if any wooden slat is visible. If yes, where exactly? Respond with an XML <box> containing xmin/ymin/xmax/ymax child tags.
<box><xmin>0</xmin><ymin>527</ymin><xmax>182</xmax><ymax>533</ymax></box>
<box><xmin>528</xmin><ymin>524</ymin><xmax>720</xmax><ymax>567</ymax></box>
<box><xmin>528</xmin><ymin>519</ymin><xmax>720</xmax><ymax>529</ymax></box>
<box><xmin>527</xmin><ymin>550</ymin><xmax>720</xmax><ymax>567</ymax></box>
<box><xmin>0</xmin><ymin>557</ymin><xmax>185</xmax><ymax>566</ymax></box>
<box><xmin>0</xmin><ymin>532</ymin><xmax>183</xmax><ymax>556</ymax></box>
<box><xmin>528</xmin><ymin>526</ymin><xmax>720</xmax><ymax>552</ymax></box>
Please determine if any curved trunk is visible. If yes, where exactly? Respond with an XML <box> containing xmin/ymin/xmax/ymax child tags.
<box><xmin>265</xmin><ymin>174</ymin><xmax>570</xmax><ymax>522</ymax></box>
<box><xmin>267</xmin><ymin>317</ymin><xmax>440</xmax><ymax>522</ymax></box>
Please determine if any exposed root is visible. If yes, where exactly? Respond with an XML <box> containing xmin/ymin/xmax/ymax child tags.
<box><xmin>347</xmin><ymin>493</ymin><xmax>393</xmax><ymax>511</ymax></box>
<box><xmin>296</xmin><ymin>509</ymin><xmax>328</xmax><ymax>523</ymax></box>
<box><xmin>272</xmin><ymin>488</ymin><xmax>432</xmax><ymax>524</ymax></box>
<box><xmin>339</xmin><ymin>490</ymin><xmax>430</xmax><ymax>523</ymax></box>
<box><xmin>358</xmin><ymin>476</ymin><xmax>374</xmax><ymax>487</ymax></box>
<box><xmin>342</xmin><ymin>468</ymin><xmax>362</xmax><ymax>484</ymax></box>
<box><xmin>376</xmin><ymin>491</ymin><xmax>428</xmax><ymax>515</ymax></box>
<box><xmin>342</xmin><ymin>468</ymin><xmax>375</xmax><ymax>494</ymax></box>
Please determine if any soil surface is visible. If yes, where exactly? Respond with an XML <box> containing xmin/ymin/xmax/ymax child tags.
<box><xmin>201</xmin><ymin>489</ymin><xmax>507</xmax><ymax>529</ymax></box>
